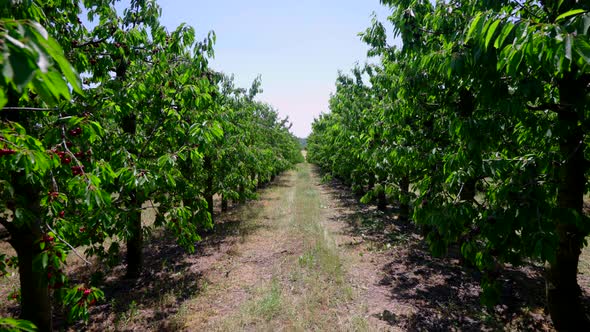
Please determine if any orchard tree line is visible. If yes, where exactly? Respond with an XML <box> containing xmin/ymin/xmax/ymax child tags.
<box><xmin>0</xmin><ymin>0</ymin><xmax>303</xmax><ymax>331</ymax></box>
<box><xmin>307</xmin><ymin>0</ymin><xmax>590</xmax><ymax>330</ymax></box>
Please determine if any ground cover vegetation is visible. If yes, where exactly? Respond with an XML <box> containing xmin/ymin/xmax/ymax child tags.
<box><xmin>0</xmin><ymin>1</ymin><xmax>303</xmax><ymax>330</ymax></box>
<box><xmin>307</xmin><ymin>1</ymin><xmax>590</xmax><ymax>330</ymax></box>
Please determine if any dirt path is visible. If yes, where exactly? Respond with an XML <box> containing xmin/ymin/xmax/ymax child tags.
<box><xmin>179</xmin><ymin>162</ymin><xmax>379</xmax><ymax>331</ymax></box>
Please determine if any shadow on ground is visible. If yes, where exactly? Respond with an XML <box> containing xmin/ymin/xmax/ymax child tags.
<box><xmin>315</xmin><ymin>166</ymin><xmax>588</xmax><ymax>331</ymax></box>
<box><xmin>61</xmin><ymin>178</ymin><xmax>285</xmax><ymax>331</ymax></box>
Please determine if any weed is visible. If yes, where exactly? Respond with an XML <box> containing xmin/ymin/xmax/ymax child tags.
<box><xmin>251</xmin><ymin>278</ymin><xmax>283</xmax><ymax>322</ymax></box>
<box><xmin>114</xmin><ymin>300</ymin><xmax>139</xmax><ymax>329</ymax></box>
<box><xmin>165</xmin><ymin>302</ymin><xmax>189</xmax><ymax>331</ymax></box>
<box><xmin>298</xmin><ymin>251</ymin><xmax>316</xmax><ymax>268</ymax></box>
<box><xmin>159</xmin><ymin>291</ymin><xmax>176</xmax><ymax>309</ymax></box>
<box><xmin>350</xmin><ymin>315</ymin><xmax>370</xmax><ymax>331</ymax></box>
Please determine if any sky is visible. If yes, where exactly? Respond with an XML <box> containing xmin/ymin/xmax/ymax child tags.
<box><xmin>154</xmin><ymin>0</ymin><xmax>397</xmax><ymax>138</ymax></box>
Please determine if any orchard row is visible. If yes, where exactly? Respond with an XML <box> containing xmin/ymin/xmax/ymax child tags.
<box><xmin>307</xmin><ymin>1</ymin><xmax>590</xmax><ymax>330</ymax></box>
<box><xmin>0</xmin><ymin>1</ymin><xmax>303</xmax><ymax>331</ymax></box>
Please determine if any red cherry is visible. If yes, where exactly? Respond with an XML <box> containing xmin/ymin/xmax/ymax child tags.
<box><xmin>83</xmin><ymin>289</ymin><xmax>91</xmax><ymax>296</ymax></box>
<box><xmin>0</xmin><ymin>149</ymin><xmax>16</xmax><ymax>156</ymax></box>
<box><xmin>71</xmin><ymin>165</ymin><xmax>84</xmax><ymax>175</ymax></box>
<box><xmin>68</xmin><ymin>128</ymin><xmax>82</xmax><ymax>137</ymax></box>
<box><xmin>59</xmin><ymin>211</ymin><xmax>65</xmax><ymax>218</ymax></box>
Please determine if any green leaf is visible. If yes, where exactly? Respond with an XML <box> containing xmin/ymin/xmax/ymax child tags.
<box><xmin>485</xmin><ymin>20</ymin><xmax>501</xmax><ymax>49</ymax></box>
<box><xmin>210</xmin><ymin>121</ymin><xmax>224</xmax><ymax>139</ymax></box>
<box><xmin>29</xmin><ymin>21</ymin><xmax>48</xmax><ymax>39</ymax></box>
<box><xmin>466</xmin><ymin>12</ymin><xmax>484</xmax><ymax>43</ymax></box>
<box><xmin>555</xmin><ymin>9</ymin><xmax>586</xmax><ymax>22</ymax></box>
<box><xmin>31</xmin><ymin>77</ymin><xmax>58</xmax><ymax>106</ymax></box>
<box><xmin>0</xmin><ymin>317</ymin><xmax>37</xmax><ymax>332</ymax></box>
<box><xmin>26</xmin><ymin>23</ymin><xmax>83</xmax><ymax>95</ymax></box>
<box><xmin>166</xmin><ymin>173</ymin><xmax>176</xmax><ymax>187</ymax></box>
<box><xmin>573</xmin><ymin>37</ymin><xmax>590</xmax><ymax>65</ymax></box>
<box><xmin>0</xmin><ymin>89</ymin><xmax>7</xmax><ymax>109</ymax></box>
<box><xmin>582</xmin><ymin>13</ymin><xmax>590</xmax><ymax>34</ymax></box>
<box><xmin>6</xmin><ymin>49</ymin><xmax>36</xmax><ymax>91</ymax></box>
<box><xmin>506</xmin><ymin>48</ymin><xmax>524</xmax><ymax>75</ymax></box>
<box><xmin>494</xmin><ymin>23</ymin><xmax>514</xmax><ymax>49</ymax></box>
<box><xmin>41</xmin><ymin>71</ymin><xmax>71</xmax><ymax>100</ymax></box>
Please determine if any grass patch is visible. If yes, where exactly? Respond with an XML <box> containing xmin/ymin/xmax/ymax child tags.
<box><xmin>282</xmin><ymin>163</ymin><xmax>357</xmax><ymax>330</ymax></box>
<box><xmin>212</xmin><ymin>163</ymin><xmax>363</xmax><ymax>331</ymax></box>
<box><xmin>113</xmin><ymin>300</ymin><xmax>139</xmax><ymax>330</ymax></box>
<box><xmin>249</xmin><ymin>278</ymin><xmax>283</xmax><ymax>322</ymax></box>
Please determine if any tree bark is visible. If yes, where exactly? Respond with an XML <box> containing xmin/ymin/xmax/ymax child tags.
<box><xmin>122</xmin><ymin>110</ymin><xmax>143</xmax><ymax>279</ymax></box>
<box><xmin>3</xmin><ymin>92</ymin><xmax>52</xmax><ymax>331</ymax></box>
<box><xmin>125</xmin><ymin>190</ymin><xmax>143</xmax><ymax>279</ymax></box>
<box><xmin>116</xmin><ymin>60</ymin><xmax>144</xmax><ymax>279</ymax></box>
<box><xmin>377</xmin><ymin>184</ymin><xmax>387</xmax><ymax>211</ymax></box>
<box><xmin>204</xmin><ymin>155</ymin><xmax>214</xmax><ymax>223</ymax></box>
<box><xmin>7</xmin><ymin>182</ymin><xmax>52</xmax><ymax>331</ymax></box>
<box><xmin>458</xmin><ymin>89</ymin><xmax>478</xmax><ymax>204</ymax></box>
<box><xmin>11</xmin><ymin>229</ymin><xmax>52</xmax><ymax>332</ymax></box>
<box><xmin>399</xmin><ymin>175</ymin><xmax>410</xmax><ymax>219</ymax></box>
<box><xmin>238</xmin><ymin>184</ymin><xmax>245</xmax><ymax>203</ymax></box>
<box><xmin>459</xmin><ymin>178</ymin><xmax>477</xmax><ymax>202</ymax></box>
<box><xmin>252</xmin><ymin>172</ymin><xmax>259</xmax><ymax>189</ymax></box>
<box><xmin>367</xmin><ymin>173</ymin><xmax>375</xmax><ymax>197</ymax></box>
<box><xmin>221</xmin><ymin>194</ymin><xmax>228</xmax><ymax>212</ymax></box>
<box><xmin>546</xmin><ymin>74</ymin><xmax>590</xmax><ymax>331</ymax></box>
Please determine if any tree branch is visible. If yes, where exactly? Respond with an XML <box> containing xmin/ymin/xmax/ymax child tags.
<box><xmin>526</xmin><ymin>102</ymin><xmax>570</xmax><ymax>113</ymax></box>
<box><xmin>73</xmin><ymin>37</ymin><xmax>109</xmax><ymax>49</ymax></box>
<box><xmin>45</xmin><ymin>223</ymin><xmax>92</xmax><ymax>266</ymax></box>
<box><xmin>2</xmin><ymin>107</ymin><xmax>58</xmax><ymax>111</ymax></box>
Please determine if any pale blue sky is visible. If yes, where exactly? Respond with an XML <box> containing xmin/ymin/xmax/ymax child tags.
<box><xmin>157</xmin><ymin>1</ymin><xmax>396</xmax><ymax>137</ymax></box>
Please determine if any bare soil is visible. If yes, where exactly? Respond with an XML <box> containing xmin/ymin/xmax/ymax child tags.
<box><xmin>1</xmin><ymin>162</ymin><xmax>589</xmax><ymax>331</ymax></box>
<box><xmin>317</xmin><ymin>176</ymin><xmax>581</xmax><ymax>331</ymax></box>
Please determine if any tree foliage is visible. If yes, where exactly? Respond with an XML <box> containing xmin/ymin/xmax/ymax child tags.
<box><xmin>308</xmin><ymin>0</ymin><xmax>590</xmax><ymax>330</ymax></box>
<box><xmin>0</xmin><ymin>0</ymin><xmax>302</xmax><ymax>330</ymax></box>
